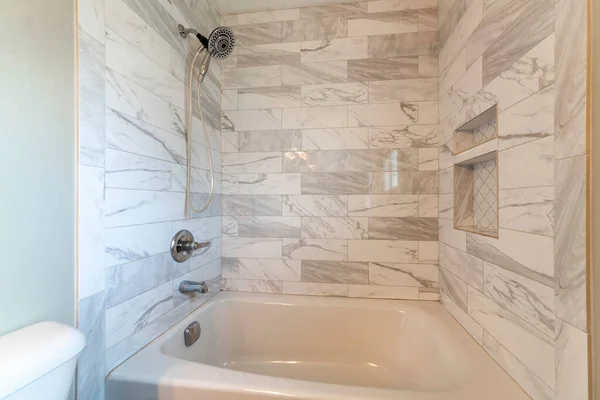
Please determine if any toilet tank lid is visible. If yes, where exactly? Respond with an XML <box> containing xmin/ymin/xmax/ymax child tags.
<box><xmin>0</xmin><ymin>321</ymin><xmax>86</xmax><ymax>398</ymax></box>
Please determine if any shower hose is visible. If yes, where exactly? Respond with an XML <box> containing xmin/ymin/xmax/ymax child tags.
<box><xmin>185</xmin><ymin>46</ymin><xmax>215</xmax><ymax>217</ymax></box>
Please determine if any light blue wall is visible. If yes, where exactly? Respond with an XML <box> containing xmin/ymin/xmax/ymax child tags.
<box><xmin>0</xmin><ymin>0</ymin><xmax>76</xmax><ymax>335</ymax></box>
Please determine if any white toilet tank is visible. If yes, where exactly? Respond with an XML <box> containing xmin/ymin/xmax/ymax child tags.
<box><xmin>0</xmin><ymin>321</ymin><xmax>86</xmax><ymax>400</ymax></box>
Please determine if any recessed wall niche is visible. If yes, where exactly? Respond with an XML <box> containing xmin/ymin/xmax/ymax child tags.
<box><xmin>453</xmin><ymin>105</ymin><xmax>499</xmax><ymax>238</ymax></box>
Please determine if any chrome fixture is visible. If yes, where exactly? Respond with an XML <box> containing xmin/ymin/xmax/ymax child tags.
<box><xmin>170</xmin><ymin>230</ymin><xmax>211</xmax><ymax>263</ymax></box>
<box><xmin>179</xmin><ymin>280</ymin><xmax>209</xmax><ymax>294</ymax></box>
<box><xmin>177</xmin><ymin>24</ymin><xmax>235</xmax><ymax>59</ymax></box>
<box><xmin>184</xmin><ymin>321</ymin><xmax>201</xmax><ymax>347</ymax></box>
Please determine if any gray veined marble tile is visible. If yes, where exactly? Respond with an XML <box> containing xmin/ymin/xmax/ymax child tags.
<box><xmin>105</xmin><ymin>148</ymin><xmax>173</xmax><ymax>191</ymax></box>
<box><xmin>418</xmin><ymin>8</ymin><xmax>438</xmax><ymax>32</ymax></box>
<box><xmin>369</xmin><ymin>125</ymin><xmax>438</xmax><ymax>148</ymax></box>
<box><xmin>221</xmin><ymin>131</ymin><xmax>239</xmax><ymax>153</ymax></box>
<box><xmin>555</xmin><ymin>320</ymin><xmax>589</xmax><ymax>399</ymax></box>
<box><xmin>282</xmin><ymin>149</ymin><xmax>419</xmax><ymax>173</ymax></box>
<box><xmin>282</xmin><ymin>16</ymin><xmax>347</xmax><ymax>42</ymax></box>
<box><xmin>282</xmin><ymin>61</ymin><xmax>348</xmax><ymax>86</ymax></box>
<box><xmin>418</xmin><ymin>241</ymin><xmax>438</xmax><ymax>264</ymax></box>
<box><xmin>282</xmin><ymin>106</ymin><xmax>348</xmax><ymax>129</ymax></box>
<box><xmin>302</xmin><ymin>217</ymin><xmax>368</xmax><ymax>239</ymax></box>
<box><xmin>222</xmin><ymin>257</ymin><xmax>239</xmax><ymax>278</ymax></box>
<box><xmin>439</xmin><ymin>243</ymin><xmax>484</xmax><ymax>290</ymax></box>
<box><xmin>222</xmin><ymin>152</ymin><xmax>282</xmax><ymax>174</ymax></box>
<box><xmin>237</xmin><ymin>173</ymin><xmax>302</xmax><ymax>195</ymax></box>
<box><xmin>222</xmin><ymin>216</ymin><xmax>239</xmax><ymax>238</ymax></box>
<box><xmin>236</xmin><ymin>9</ymin><xmax>300</xmax><ymax>25</ymax></box>
<box><xmin>238</xmin><ymin>87</ymin><xmax>302</xmax><ymax>109</ymax></box>
<box><xmin>368</xmin><ymin>32</ymin><xmax>438</xmax><ymax>59</ymax></box>
<box><xmin>239</xmin><ymin>130</ymin><xmax>302</xmax><ymax>152</ymax></box>
<box><xmin>222</xmin><ymin>237</ymin><xmax>282</xmax><ymax>259</ymax></box>
<box><xmin>498</xmin><ymin>136</ymin><xmax>554</xmax><ymax>190</ymax></box>
<box><xmin>222</xmin><ymin>195</ymin><xmax>282</xmax><ymax>216</ymax></box>
<box><xmin>105</xmin><ymin>282</ymin><xmax>174</xmax><ymax>348</ymax></box>
<box><xmin>105</xmin><ymin>108</ymin><xmax>186</xmax><ymax>165</ymax></box>
<box><xmin>301</xmin><ymin>37</ymin><xmax>368</xmax><ymax>63</ymax></box>
<box><xmin>78</xmin><ymin>0</ymin><xmax>105</xmax><ymax>43</ymax></box>
<box><xmin>302</xmin><ymin>82</ymin><xmax>368</xmax><ymax>106</ymax></box>
<box><xmin>370</xmin><ymin>262</ymin><xmax>438</xmax><ymax>288</ymax></box>
<box><xmin>439</xmin><ymin>167</ymin><xmax>453</xmax><ymax>194</ymax></box>
<box><xmin>368</xmin><ymin>217</ymin><xmax>438</xmax><ymax>240</ymax></box>
<box><xmin>232</xmin><ymin>22</ymin><xmax>283</xmax><ymax>46</ymax></box>
<box><xmin>418</xmin><ymin>55</ymin><xmax>438</xmax><ymax>78</ymax></box>
<box><xmin>439</xmin><ymin>193</ymin><xmax>454</xmax><ymax>220</ymax></box>
<box><xmin>104</xmin><ymin>189</ymin><xmax>184</xmax><ymax>228</ymax></box>
<box><xmin>77</xmin><ymin>291</ymin><xmax>105</xmax><ymax>400</ymax></box>
<box><xmin>221</xmin><ymin>109</ymin><xmax>282</xmax><ymax>132</ymax></box>
<box><xmin>300</xmin><ymin>2</ymin><xmax>367</xmax><ymax>19</ymax></box>
<box><xmin>367</xmin><ymin>0</ymin><xmax>438</xmax><ymax>13</ymax></box>
<box><xmin>484</xmin><ymin>262</ymin><xmax>555</xmax><ymax>338</ymax></box>
<box><xmin>439</xmin><ymin>58</ymin><xmax>482</xmax><ymax>122</ymax></box>
<box><xmin>442</xmin><ymin>292</ymin><xmax>484</xmax><ymax>344</ymax></box>
<box><xmin>238</xmin><ymin>216</ymin><xmax>302</xmax><ymax>238</ymax></box>
<box><xmin>105</xmin><ymin>221</ymin><xmax>173</xmax><ymax>268</ymax></box>
<box><xmin>440</xmin><ymin>268</ymin><xmax>468</xmax><ymax>311</ymax></box>
<box><xmin>349</xmin><ymin>103</ymin><xmax>418</xmax><ymax>127</ymax></box>
<box><xmin>237</xmin><ymin>42</ymin><xmax>302</xmax><ymax>67</ymax></box>
<box><xmin>221</xmin><ymin>65</ymin><xmax>282</xmax><ymax>89</ymax></box>
<box><xmin>78</xmin><ymin>29</ymin><xmax>106</xmax><ymax>168</ymax></box>
<box><xmin>238</xmin><ymin>259</ymin><xmax>302</xmax><ymax>281</ymax></box>
<box><xmin>302</xmin><ymin>173</ymin><xmax>369</xmax><ymax>195</ymax></box>
<box><xmin>369</xmin><ymin>78</ymin><xmax>438</xmax><ymax>103</ymax></box>
<box><xmin>369</xmin><ymin>171</ymin><xmax>439</xmax><ymax>195</ymax></box>
<box><xmin>555</xmin><ymin>155</ymin><xmax>587</xmax><ymax>332</ymax></box>
<box><xmin>498</xmin><ymin>187</ymin><xmax>554</xmax><ymax>237</ymax></box>
<box><xmin>466</xmin><ymin>229</ymin><xmax>554</xmax><ymax>288</ymax></box>
<box><xmin>419</xmin><ymin>148</ymin><xmax>438</xmax><ymax>171</ymax></box>
<box><xmin>283</xmin><ymin>239</ymin><xmax>348</xmax><ymax>261</ymax></box>
<box><xmin>348</xmin><ymin>10</ymin><xmax>418</xmax><ymax>37</ymax></box>
<box><xmin>283</xmin><ymin>282</ymin><xmax>348</xmax><ymax>297</ymax></box>
<box><xmin>222</xmin><ymin>279</ymin><xmax>283</xmax><ymax>294</ymax></box>
<box><xmin>348</xmin><ymin>240</ymin><xmax>419</xmax><ymax>263</ymax></box>
<box><xmin>347</xmin><ymin>57</ymin><xmax>419</xmax><ymax>82</ymax></box>
<box><xmin>347</xmin><ymin>195</ymin><xmax>419</xmax><ymax>217</ymax></box>
<box><xmin>348</xmin><ymin>285</ymin><xmax>420</xmax><ymax>300</ymax></box>
<box><xmin>301</xmin><ymin>261</ymin><xmax>368</xmax><ymax>284</ymax></box>
<box><xmin>302</xmin><ymin>128</ymin><xmax>369</xmax><ymax>150</ymax></box>
<box><xmin>282</xmin><ymin>195</ymin><xmax>348</xmax><ymax>217</ymax></box>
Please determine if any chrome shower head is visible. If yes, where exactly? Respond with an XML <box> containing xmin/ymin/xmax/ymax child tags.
<box><xmin>207</xmin><ymin>26</ymin><xmax>235</xmax><ymax>59</ymax></box>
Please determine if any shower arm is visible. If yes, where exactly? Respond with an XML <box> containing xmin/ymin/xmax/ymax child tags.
<box><xmin>178</xmin><ymin>25</ymin><xmax>209</xmax><ymax>50</ymax></box>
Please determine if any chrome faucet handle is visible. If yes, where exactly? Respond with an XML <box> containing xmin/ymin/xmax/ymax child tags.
<box><xmin>179</xmin><ymin>280</ymin><xmax>208</xmax><ymax>294</ymax></box>
<box><xmin>170</xmin><ymin>230</ymin><xmax>212</xmax><ymax>263</ymax></box>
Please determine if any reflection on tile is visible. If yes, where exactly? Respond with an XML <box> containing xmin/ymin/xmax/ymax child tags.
<box><xmin>369</xmin><ymin>171</ymin><xmax>438</xmax><ymax>195</ymax></box>
<box><xmin>302</xmin><ymin>261</ymin><xmax>368</xmax><ymax>284</ymax></box>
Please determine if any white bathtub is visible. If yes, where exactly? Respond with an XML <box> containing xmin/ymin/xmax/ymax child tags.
<box><xmin>106</xmin><ymin>292</ymin><xmax>528</xmax><ymax>400</ymax></box>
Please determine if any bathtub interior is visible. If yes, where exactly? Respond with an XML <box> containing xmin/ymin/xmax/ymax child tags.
<box><xmin>160</xmin><ymin>298</ymin><xmax>469</xmax><ymax>391</ymax></box>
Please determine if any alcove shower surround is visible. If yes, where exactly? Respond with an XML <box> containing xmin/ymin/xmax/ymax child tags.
<box><xmin>74</xmin><ymin>0</ymin><xmax>590</xmax><ymax>399</ymax></box>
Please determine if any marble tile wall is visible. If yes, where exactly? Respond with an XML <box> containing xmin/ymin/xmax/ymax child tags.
<box><xmin>437</xmin><ymin>0</ymin><xmax>589</xmax><ymax>398</ymax></box>
<box><xmin>220</xmin><ymin>2</ymin><xmax>440</xmax><ymax>301</ymax></box>
<box><xmin>76</xmin><ymin>0</ymin><xmax>222</xmax><ymax>398</ymax></box>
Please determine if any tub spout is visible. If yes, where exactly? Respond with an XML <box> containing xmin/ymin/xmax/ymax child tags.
<box><xmin>179</xmin><ymin>280</ymin><xmax>208</xmax><ymax>294</ymax></box>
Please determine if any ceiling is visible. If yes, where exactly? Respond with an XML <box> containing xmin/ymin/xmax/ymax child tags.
<box><xmin>214</xmin><ymin>0</ymin><xmax>357</xmax><ymax>15</ymax></box>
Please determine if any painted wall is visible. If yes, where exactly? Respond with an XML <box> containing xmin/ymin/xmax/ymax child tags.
<box><xmin>219</xmin><ymin>1</ymin><xmax>440</xmax><ymax>300</ymax></box>
<box><xmin>75</xmin><ymin>0</ymin><xmax>222</xmax><ymax>397</ymax></box>
<box><xmin>0</xmin><ymin>1</ymin><xmax>76</xmax><ymax>335</ymax></box>
<box><xmin>437</xmin><ymin>0</ymin><xmax>589</xmax><ymax>398</ymax></box>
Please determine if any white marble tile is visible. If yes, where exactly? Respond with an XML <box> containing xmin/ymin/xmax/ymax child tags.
<box><xmin>440</xmin><ymin>268</ymin><xmax>468</xmax><ymax>311</ymax></box>
<box><xmin>439</xmin><ymin>193</ymin><xmax>453</xmax><ymax>220</ymax></box>
<box><xmin>370</xmin><ymin>78</ymin><xmax>438</xmax><ymax>103</ymax></box>
<box><xmin>79</xmin><ymin>166</ymin><xmax>105</xmax><ymax>299</ymax></box>
<box><xmin>498</xmin><ymin>137</ymin><xmax>554</xmax><ymax>190</ymax></box>
<box><xmin>105</xmin><ymin>222</ymin><xmax>172</xmax><ymax>268</ymax></box>
<box><xmin>439</xmin><ymin>218</ymin><xmax>466</xmax><ymax>251</ymax></box>
<box><xmin>419</xmin><ymin>101</ymin><xmax>439</xmax><ymax>124</ymax></box>
<box><xmin>221</xmin><ymin>65</ymin><xmax>282</xmax><ymax>89</ymax></box>
<box><xmin>439</xmin><ymin>57</ymin><xmax>483</xmax><ymax>121</ymax></box>
<box><xmin>78</xmin><ymin>0</ymin><xmax>105</xmax><ymax>43</ymax></box>
<box><xmin>302</xmin><ymin>217</ymin><xmax>368</xmax><ymax>239</ymax></box>
<box><xmin>468</xmin><ymin>287</ymin><xmax>555</xmax><ymax>389</ymax></box>
<box><xmin>441</xmin><ymin>292</ymin><xmax>483</xmax><ymax>344</ymax></box>
<box><xmin>418</xmin><ymin>241</ymin><xmax>438</xmax><ymax>263</ymax></box>
<box><xmin>482</xmin><ymin>332</ymin><xmax>554</xmax><ymax>400</ymax></box>
<box><xmin>222</xmin><ymin>216</ymin><xmax>239</xmax><ymax>237</ymax></box>
<box><xmin>221</xmin><ymin>132</ymin><xmax>239</xmax><ymax>153</ymax></box>
<box><xmin>348</xmin><ymin>10</ymin><xmax>418</xmax><ymax>37</ymax></box>
<box><xmin>282</xmin><ymin>61</ymin><xmax>348</xmax><ymax>86</ymax></box>
<box><xmin>498</xmin><ymin>187</ymin><xmax>554</xmax><ymax>236</ymax></box>
<box><xmin>349</xmin><ymin>103</ymin><xmax>418</xmax><ymax>127</ymax></box>
<box><xmin>368</xmin><ymin>124</ymin><xmax>438</xmax><ymax>149</ymax></box>
<box><xmin>237</xmin><ymin>173</ymin><xmax>301</xmax><ymax>195</ymax></box>
<box><xmin>302</xmin><ymin>82</ymin><xmax>368</xmax><ymax>106</ymax></box>
<box><xmin>282</xmin><ymin>195</ymin><xmax>347</xmax><ymax>217</ymax></box>
<box><xmin>222</xmin><ymin>109</ymin><xmax>282</xmax><ymax>131</ymax></box>
<box><xmin>348</xmin><ymin>195</ymin><xmax>418</xmax><ymax>217</ymax></box>
<box><xmin>222</xmin><ymin>237</ymin><xmax>282</xmax><ymax>259</ymax></box>
<box><xmin>77</xmin><ymin>291</ymin><xmax>105</xmax><ymax>399</ymax></box>
<box><xmin>222</xmin><ymin>278</ymin><xmax>283</xmax><ymax>293</ymax></box>
<box><xmin>104</xmin><ymin>189</ymin><xmax>184</xmax><ymax>228</ymax></box>
<box><xmin>555</xmin><ymin>320</ymin><xmax>589</xmax><ymax>400</ymax></box>
<box><xmin>439</xmin><ymin>242</ymin><xmax>483</xmax><ymax>290</ymax></box>
<box><xmin>440</xmin><ymin>48</ymin><xmax>466</xmax><ymax>96</ymax></box>
<box><xmin>105</xmin><ymin>148</ymin><xmax>173</xmax><ymax>191</ymax></box>
<box><xmin>419</xmin><ymin>148</ymin><xmax>439</xmax><ymax>171</ymax></box>
<box><xmin>237</xmin><ymin>8</ymin><xmax>300</xmax><ymax>25</ymax></box>
<box><xmin>105</xmin><ymin>282</ymin><xmax>173</xmax><ymax>348</ymax></box>
<box><xmin>222</xmin><ymin>194</ymin><xmax>282</xmax><ymax>216</ymax></box>
<box><xmin>282</xmin><ymin>16</ymin><xmax>347</xmax><ymax>42</ymax></box>
<box><xmin>484</xmin><ymin>262</ymin><xmax>555</xmax><ymax>338</ymax></box>
<box><xmin>173</xmin><ymin>216</ymin><xmax>221</xmax><ymax>242</ymax></box>
<box><xmin>238</xmin><ymin>216</ymin><xmax>301</xmax><ymax>238</ymax></box>
<box><xmin>301</xmin><ymin>37</ymin><xmax>368</xmax><ymax>63</ymax></box>
<box><xmin>238</xmin><ymin>86</ymin><xmax>302</xmax><ymax>109</ymax></box>
<box><xmin>302</xmin><ymin>127</ymin><xmax>369</xmax><ymax>150</ymax></box>
<box><xmin>349</xmin><ymin>285</ymin><xmax>419</xmax><ymax>300</ymax></box>
<box><xmin>283</xmin><ymin>281</ymin><xmax>348</xmax><ymax>297</ymax></box>
<box><xmin>283</xmin><ymin>239</ymin><xmax>348</xmax><ymax>261</ymax></box>
<box><xmin>282</xmin><ymin>106</ymin><xmax>348</xmax><ymax>129</ymax></box>
<box><xmin>222</xmin><ymin>152</ymin><xmax>282</xmax><ymax>174</ymax></box>
<box><xmin>367</xmin><ymin>0</ymin><xmax>438</xmax><ymax>13</ymax></box>
<box><xmin>238</xmin><ymin>259</ymin><xmax>301</xmax><ymax>281</ymax></box>
<box><xmin>221</xmin><ymin>90</ymin><xmax>238</xmax><ymax>111</ymax></box>
<box><xmin>370</xmin><ymin>262</ymin><xmax>438</xmax><ymax>287</ymax></box>
<box><xmin>439</xmin><ymin>0</ymin><xmax>482</xmax><ymax>76</ymax></box>
<box><xmin>237</xmin><ymin>42</ymin><xmax>301</xmax><ymax>68</ymax></box>
<box><xmin>348</xmin><ymin>240</ymin><xmax>419</xmax><ymax>263</ymax></box>
<box><xmin>418</xmin><ymin>194</ymin><xmax>438</xmax><ymax>217</ymax></box>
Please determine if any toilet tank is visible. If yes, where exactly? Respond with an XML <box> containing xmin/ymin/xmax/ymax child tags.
<box><xmin>0</xmin><ymin>322</ymin><xmax>86</xmax><ymax>400</ymax></box>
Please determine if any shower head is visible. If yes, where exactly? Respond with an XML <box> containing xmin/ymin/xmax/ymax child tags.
<box><xmin>207</xmin><ymin>26</ymin><xmax>235</xmax><ymax>59</ymax></box>
<box><xmin>178</xmin><ymin>24</ymin><xmax>235</xmax><ymax>59</ymax></box>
